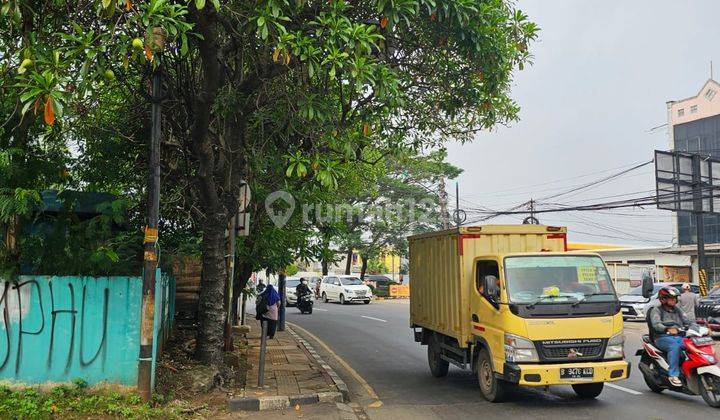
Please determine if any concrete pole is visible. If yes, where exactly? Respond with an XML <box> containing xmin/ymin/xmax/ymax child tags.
<box><xmin>138</xmin><ymin>66</ymin><xmax>162</xmax><ymax>402</ymax></box>
<box><xmin>258</xmin><ymin>321</ymin><xmax>268</xmax><ymax>387</ymax></box>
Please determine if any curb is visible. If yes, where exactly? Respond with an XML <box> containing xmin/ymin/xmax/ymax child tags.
<box><xmin>288</xmin><ymin>327</ymin><xmax>351</xmax><ymax>402</ymax></box>
<box><xmin>227</xmin><ymin>326</ymin><xmax>349</xmax><ymax>412</ymax></box>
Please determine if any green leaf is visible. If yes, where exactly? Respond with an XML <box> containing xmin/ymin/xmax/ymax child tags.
<box><xmin>195</xmin><ymin>0</ymin><xmax>205</xmax><ymax>9</ymax></box>
<box><xmin>212</xmin><ymin>0</ymin><xmax>220</xmax><ymax>10</ymax></box>
<box><xmin>180</xmin><ymin>33</ymin><xmax>188</xmax><ymax>56</ymax></box>
<box><xmin>102</xmin><ymin>0</ymin><xmax>112</xmax><ymax>8</ymax></box>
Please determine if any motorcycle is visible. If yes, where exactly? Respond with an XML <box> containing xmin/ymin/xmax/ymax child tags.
<box><xmin>297</xmin><ymin>292</ymin><xmax>313</xmax><ymax>314</ymax></box>
<box><xmin>637</xmin><ymin>323</ymin><xmax>720</xmax><ymax>407</ymax></box>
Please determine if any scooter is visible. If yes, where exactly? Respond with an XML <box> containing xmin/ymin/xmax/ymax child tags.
<box><xmin>297</xmin><ymin>292</ymin><xmax>313</xmax><ymax>314</ymax></box>
<box><xmin>637</xmin><ymin>323</ymin><xmax>720</xmax><ymax>407</ymax></box>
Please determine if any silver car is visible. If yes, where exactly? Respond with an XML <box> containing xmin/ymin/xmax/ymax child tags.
<box><xmin>619</xmin><ymin>282</ymin><xmax>700</xmax><ymax>321</ymax></box>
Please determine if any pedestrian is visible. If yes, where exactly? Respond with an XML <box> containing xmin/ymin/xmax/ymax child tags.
<box><xmin>256</xmin><ymin>278</ymin><xmax>266</xmax><ymax>293</ymax></box>
<box><xmin>256</xmin><ymin>284</ymin><xmax>281</xmax><ymax>339</ymax></box>
<box><xmin>677</xmin><ymin>283</ymin><xmax>700</xmax><ymax>322</ymax></box>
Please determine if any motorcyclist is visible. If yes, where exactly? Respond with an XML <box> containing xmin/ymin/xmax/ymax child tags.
<box><xmin>648</xmin><ymin>286</ymin><xmax>695</xmax><ymax>387</ymax></box>
<box><xmin>296</xmin><ymin>278</ymin><xmax>312</xmax><ymax>299</ymax></box>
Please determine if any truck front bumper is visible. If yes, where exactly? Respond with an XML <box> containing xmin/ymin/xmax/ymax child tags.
<box><xmin>503</xmin><ymin>360</ymin><xmax>630</xmax><ymax>386</ymax></box>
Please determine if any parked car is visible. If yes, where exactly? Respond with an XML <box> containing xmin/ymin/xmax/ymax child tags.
<box><xmin>320</xmin><ymin>275</ymin><xmax>372</xmax><ymax>304</ymax></box>
<box><xmin>697</xmin><ymin>286</ymin><xmax>720</xmax><ymax>333</ymax></box>
<box><xmin>619</xmin><ymin>282</ymin><xmax>700</xmax><ymax>321</ymax></box>
<box><xmin>364</xmin><ymin>275</ymin><xmax>395</xmax><ymax>297</ymax></box>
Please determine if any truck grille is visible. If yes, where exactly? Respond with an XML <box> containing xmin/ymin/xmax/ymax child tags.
<box><xmin>537</xmin><ymin>339</ymin><xmax>605</xmax><ymax>361</ymax></box>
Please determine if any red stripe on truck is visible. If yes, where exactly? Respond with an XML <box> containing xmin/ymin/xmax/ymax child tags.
<box><xmin>473</xmin><ymin>325</ymin><xmax>485</xmax><ymax>332</ymax></box>
<box><xmin>458</xmin><ymin>234</ymin><xmax>482</xmax><ymax>255</ymax></box>
<box><xmin>547</xmin><ymin>233</ymin><xmax>567</xmax><ymax>251</ymax></box>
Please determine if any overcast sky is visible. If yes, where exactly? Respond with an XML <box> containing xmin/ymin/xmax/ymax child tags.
<box><xmin>446</xmin><ymin>0</ymin><xmax>720</xmax><ymax>247</ymax></box>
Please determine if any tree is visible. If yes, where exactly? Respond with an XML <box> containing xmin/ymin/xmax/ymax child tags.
<box><xmin>5</xmin><ymin>0</ymin><xmax>538</xmax><ymax>367</ymax></box>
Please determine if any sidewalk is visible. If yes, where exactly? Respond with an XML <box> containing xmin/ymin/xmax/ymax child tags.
<box><xmin>228</xmin><ymin>316</ymin><xmax>346</xmax><ymax>412</ymax></box>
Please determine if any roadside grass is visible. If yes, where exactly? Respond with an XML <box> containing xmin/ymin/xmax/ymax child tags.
<box><xmin>0</xmin><ymin>379</ymin><xmax>179</xmax><ymax>419</ymax></box>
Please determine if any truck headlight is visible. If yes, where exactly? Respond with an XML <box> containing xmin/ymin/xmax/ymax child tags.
<box><xmin>504</xmin><ymin>333</ymin><xmax>539</xmax><ymax>363</ymax></box>
<box><xmin>604</xmin><ymin>333</ymin><xmax>624</xmax><ymax>360</ymax></box>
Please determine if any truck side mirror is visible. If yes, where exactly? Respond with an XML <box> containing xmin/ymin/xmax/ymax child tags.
<box><xmin>641</xmin><ymin>277</ymin><xmax>654</xmax><ymax>299</ymax></box>
<box><xmin>484</xmin><ymin>275</ymin><xmax>500</xmax><ymax>302</ymax></box>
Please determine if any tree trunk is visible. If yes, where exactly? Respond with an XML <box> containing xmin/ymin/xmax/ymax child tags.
<box><xmin>360</xmin><ymin>255</ymin><xmax>368</xmax><ymax>280</ymax></box>
<box><xmin>195</xmin><ymin>211</ymin><xmax>228</xmax><ymax>365</ymax></box>
<box><xmin>322</xmin><ymin>259</ymin><xmax>328</xmax><ymax>276</ymax></box>
<box><xmin>344</xmin><ymin>248</ymin><xmax>353</xmax><ymax>275</ymax></box>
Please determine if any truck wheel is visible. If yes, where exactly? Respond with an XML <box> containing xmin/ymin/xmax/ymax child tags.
<box><xmin>322</xmin><ymin>292</ymin><xmax>328</xmax><ymax>303</ymax></box>
<box><xmin>428</xmin><ymin>334</ymin><xmax>449</xmax><ymax>378</ymax></box>
<box><xmin>572</xmin><ymin>382</ymin><xmax>604</xmax><ymax>399</ymax></box>
<box><xmin>476</xmin><ymin>348</ymin><xmax>510</xmax><ymax>402</ymax></box>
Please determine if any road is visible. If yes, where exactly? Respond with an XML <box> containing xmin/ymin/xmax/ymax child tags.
<box><xmin>281</xmin><ymin>299</ymin><xmax>720</xmax><ymax>419</ymax></box>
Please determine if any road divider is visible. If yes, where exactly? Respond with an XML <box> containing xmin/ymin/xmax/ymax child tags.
<box><xmin>389</xmin><ymin>284</ymin><xmax>410</xmax><ymax>298</ymax></box>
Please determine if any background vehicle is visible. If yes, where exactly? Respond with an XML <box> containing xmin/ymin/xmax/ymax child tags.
<box><xmin>620</xmin><ymin>282</ymin><xmax>700</xmax><ymax>321</ymax></box>
<box><xmin>637</xmin><ymin>304</ymin><xmax>720</xmax><ymax>407</ymax></box>
<box><xmin>297</xmin><ymin>292</ymin><xmax>314</xmax><ymax>314</ymax></box>
<box><xmin>320</xmin><ymin>275</ymin><xmax>372</xmax><ymax>304</ymax></box>
<box><xmin>697</xmin><ymin>287</ymin><xmax>720</xmax><ymax>334</ymax></box>
<box><xmin>365</xmin><ymin>274</ymin><xmax>396</xmax><ymax>297</ymax></box>
<box><xmin>284</xmin><ymin>277</ymin><xmax>302</xmax><ymax>306</ymax></box>
<box><xmin>410</xmin><ymin>225</ymin><xmax>629</xmax><ymax>402</ymax></box>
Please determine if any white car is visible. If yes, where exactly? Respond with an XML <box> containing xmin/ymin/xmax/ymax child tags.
<box><xmin>320</xmin><ymin>275</ymin><xmax>372</xmax><ymax>304</ymax></box>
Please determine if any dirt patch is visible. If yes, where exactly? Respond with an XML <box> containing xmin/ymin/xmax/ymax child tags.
<box><xmin>155</xmin><ymin>327</ymin><xmax>250</xmax><ymax>417</ymax></box>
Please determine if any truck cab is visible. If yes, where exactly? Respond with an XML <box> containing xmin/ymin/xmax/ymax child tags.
<box><xmin>471</xmin><ymin>252</ymin><xmax>627</xmax><ymax>400</ymax></box>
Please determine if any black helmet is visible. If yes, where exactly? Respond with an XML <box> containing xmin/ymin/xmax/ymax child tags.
<box><xmin>658</xmin><ymin>286</ymin><xmax>680</xmax><ymax>301</ymax></box>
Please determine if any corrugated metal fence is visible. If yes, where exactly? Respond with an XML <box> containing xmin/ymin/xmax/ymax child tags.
<box><xmin>0</xmin><ymin>270</ymin><xmax>174</xmax><ymax>389</ymax></box>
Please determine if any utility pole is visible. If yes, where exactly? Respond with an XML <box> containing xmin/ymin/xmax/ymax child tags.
<box><xmin>223</xmin><ymin>214</ymin><xmax>237</xmax><ymax>351</ymax></box>
<box><xmin>438</xmin><ymin>177</ymin><xmax>450</xmax><ymax>229</ymax></box>
<box><xmin>278</xmin><ymin>272</ymin><xmax>286</xmax><ymax>331</ymax></box>
<box><xmin>692</xmin><ymin>154</ymin><xmax>709</xmax><ymax>296</ymax></box>
<box><xmin>138</xmin><ymin>63</ymin><xmax>162</xmax><ymax>401</ymax></box>
<box><xmin>455</xmin><ymin>182</ymin><xmax>460</xmax><ymax>228</ymax></box>
<box><xmin>523</xmin><ymin>199</ymin><xmax>539</xmax><ymax>224</ymax></box>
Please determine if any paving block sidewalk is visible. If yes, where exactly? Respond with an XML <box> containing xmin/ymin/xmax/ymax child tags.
<box><xmin>229</xmin><ymin>317</ymin><xmax>346</xmax><ymax>411</ymax></box>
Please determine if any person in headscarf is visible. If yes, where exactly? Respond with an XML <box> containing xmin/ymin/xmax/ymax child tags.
<box><xmin>258</xmin><ymin>284</ymin><xmax>281</xmax><ymax>339</ymax></box>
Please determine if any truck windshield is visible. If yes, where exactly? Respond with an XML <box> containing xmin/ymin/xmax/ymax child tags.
<box><xmin>504</xmin><ymin>255</ymin><xmax>616</xmax><ymax>305</ymax></box>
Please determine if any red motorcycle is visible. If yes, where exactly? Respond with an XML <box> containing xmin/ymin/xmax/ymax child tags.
<box><xmin>637</xmin><ymin>324</ymin><xmax>720</xmax><ymax>407</ymax></box>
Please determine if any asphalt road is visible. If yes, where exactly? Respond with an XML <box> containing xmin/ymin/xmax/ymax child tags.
<box><xmin>280</xmin><ymin>299</ymin><xmax>720</xmax><ymax>420</ymax></box>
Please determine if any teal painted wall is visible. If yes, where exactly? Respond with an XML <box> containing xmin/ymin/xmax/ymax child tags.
<box><xmin>0</xmin><ymin>276</ymin><xmax>143</xmax><ymax>386</ymax></box>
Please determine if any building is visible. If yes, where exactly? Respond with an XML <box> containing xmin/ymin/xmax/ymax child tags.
<box><xmin>666</xmin><ymin>79</ymin><xmax>720</xmax><ymax>286</ymax></box>
<box><xmin>569</xmin><ymin>243</ymin><xmax>692</xmax><ymax>294</ymax></box>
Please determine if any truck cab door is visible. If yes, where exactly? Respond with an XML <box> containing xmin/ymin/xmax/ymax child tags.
<box><xmin>471</xmin><ymin>257</ymin><xmax>507</xmax><ymax>375</ymax></box>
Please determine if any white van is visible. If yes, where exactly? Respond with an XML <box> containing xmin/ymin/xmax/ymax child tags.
<box><xmin>320</xmin><ymin>275</ymin><xmax>372</xmax><ymax>304</ymax></box>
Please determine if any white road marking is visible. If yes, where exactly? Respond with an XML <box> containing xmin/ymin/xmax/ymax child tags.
<box><xmin>313</xmin><ymin>308</ymin><xmax>328</xmax><ymax>312</ymax></box>
<box><xmin>361</xmin><ymin>315</ymin><xmax>387</xmax><ymax>323</ymax></box>
<box><xmin>606</xmin><ymin>383</ymin><xmax>642</xmax><ymax>395</ymax></box>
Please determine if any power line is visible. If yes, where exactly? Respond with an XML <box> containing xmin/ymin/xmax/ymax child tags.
<box><xmin>538</xmin><ymin>160</ymin><xmax>653</xmax><ymax>201</ymax></box>
<box><xmin>463</xmin><ymin>160</ymin><xmax>655</xmax><ymax>199</ymax></box>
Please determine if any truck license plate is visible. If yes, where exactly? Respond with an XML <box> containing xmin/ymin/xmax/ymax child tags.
<box><xmin>560</xmin><ymin>367</ymin><xmax>594</xmax><ymax>380</ymax></box>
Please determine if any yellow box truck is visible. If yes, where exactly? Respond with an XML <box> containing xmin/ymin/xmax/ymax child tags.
<box><xmin>409</xmin><ymin>225</ymin><xmax>629</xmax><ymax>401</ymax></box>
